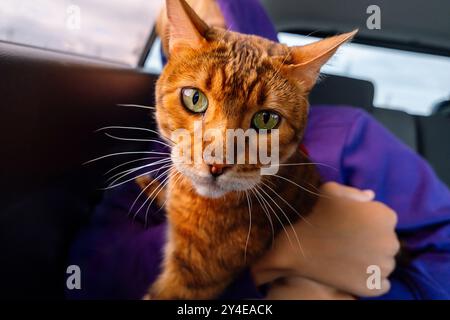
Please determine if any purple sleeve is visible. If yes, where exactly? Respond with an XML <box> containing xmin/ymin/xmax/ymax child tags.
<box><xmin>66</xmin><ymin>184</ymin><xmax>167</xmax><ymax>299</ymax></box>
<box><xmin>341</xmin><ymin>110</ymin><xmax>450</xmax><ymax>299</ymax></box>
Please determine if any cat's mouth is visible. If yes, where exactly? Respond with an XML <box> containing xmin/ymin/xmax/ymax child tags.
<box><xmin>175</xmin><ymin>163</ymin><xmax>261</xmax><ymax>199</ymax></box>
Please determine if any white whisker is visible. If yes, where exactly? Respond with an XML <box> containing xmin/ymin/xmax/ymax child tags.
<box><xmin>261</xmin><ymin>181</ymin><xmax>312</xmax><ymax>226</ymax></box>
<box><xmin>96</xmin><ymin>125</ymin><xmax>175</xmax><ymax>144</ymax></box>
<box><xmin>117</xmin><ymin>103</ymin><xmax>156</xmax><ymax>110</ymax></box>
<box><xmin>250</xmin><ymin>188</ymin><xmax>275</xmax><ymax>247</ymax></box>
<box><xmin>83</xmin><ymin>151</ymin><xmax>171</xmax><ymax>165</ymax></box>
<box><xmin>244</xmin><ymin>191</ymin><xmax>253</xmax><ymax>263</ymax></box>
<box><xmin>128</xmin><ymin>177</ymin><xmax>157</xmax><ymax>219</ymax></box>
<box><xmin>104</xmin><ymin>156</ymin><xmax>169</xmax><ymax>176</ymax></box>
<box><xmin>96</xmin><ymin>126</ymin><xmax>161</xmax><ymax>137</ymax></box>
<box><xmin>152</xmin><ymin>171</ymin><xmax>183</xmax><ymax>218</ymax></box>
<box><xmin>101</xmin><ymin>164</ymin><xmax>172</xmax><ymax>190</ymax></box>
<box><xmin>273</xmin><ymin>174</ymin><xmax>327</xmax><ymax>199</ymax></box>
<box><xmin>257</xmin><ymin>186</ymin><xmax>305</xmax><ymax>256</ymax></box>
<box><xmin>257</xmin><ymin>185</ymin><xmax>305</xmax><ymax>257</ymax></box>
<box><xmin>278</xmin><ymin>162</ymin><xmax>338</xmax><ymax>171</ymax></box>
<box><xmin>144</xmin><ymin>171</ymin><xmax>180</xmax><ymax>227</ymax></box>
<box><xmin>128</xmin><ymin>169</ymin><xmax>177</xmax><ymax>219</ymax></box>
<box><xmin>133</xmin><ymin>170</ymin><xmax>173</xmax><ymax>222</ymax></box>
<box><xmin>107</xmin><ymin>162</ymin><xmax>172</xmax><ymax>188</ymax></box>
<box><xmin>103</xmin><ymin>133</ymin><xmax>173</xmax><ymax>147</ymax></box>
<box><xmin>254</xmin><ymin>186</ymin><xmax>295</xmax><ymax>251</ymax></box>
<box><xmin>106</xmin><ymin>158</ymin><xmax>172</xmax><ymax>184</ymax></box>
<box><xmin>278</xmin><ymin>162</ymin><xmax>339</xmax><ymax>171</ymax></box>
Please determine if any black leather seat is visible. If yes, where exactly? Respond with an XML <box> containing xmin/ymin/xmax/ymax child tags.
<box><xmin>310</xmin><ymin>74</ymin><xmax>375</xmax><ymax>112</ymax></box>
<box><xmin>0</xmin><ymin>43</ymin><xmax>155</xmax><ymax>299</ymax></box>
<box><xmin>372</xmin><ymin>108</ymin><xmax>418</xmax><ymax>151</ymax></box>
<box><xmin>432</xmin><ymin>100</ymin><xmax>450</xmax><ymax>117</ymax></box>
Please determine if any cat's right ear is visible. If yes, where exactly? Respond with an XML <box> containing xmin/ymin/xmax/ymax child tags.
<box><xmin>164</xmin><ymin>0</ymin><xmax>210</xmax><ymax>56</ymax></box>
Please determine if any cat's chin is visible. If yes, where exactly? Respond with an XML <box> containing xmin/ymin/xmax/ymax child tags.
<box><xmin>191</xmin><ymin>178</ymin><xmax>260</xmax><ymax>199</ymax></box>
<box><xmin>193</xmin><ymin>183</ymin><xmax>228</xmax><ymax>199</ymax></box>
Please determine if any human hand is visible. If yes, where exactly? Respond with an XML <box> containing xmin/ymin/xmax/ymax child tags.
<box><xmin>252</xmin><ymin>182</ymin><xmax>400</xmax><ymax>297</ymax></box>
<box><xmin>265</xmin><ymin>277</ymin><xmax>356</xmax><ymax>300</ymax></box>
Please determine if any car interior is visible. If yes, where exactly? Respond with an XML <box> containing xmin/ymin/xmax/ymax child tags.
<box><xmin>0</xmin><ymin>0</ymin><xmax>449</xmax><ymax>299</ymax></box>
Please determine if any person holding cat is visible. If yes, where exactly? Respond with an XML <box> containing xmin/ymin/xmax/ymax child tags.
<box><xmin>67</xmin><ymin>0</ymin><xmax>450</xmax><ymax>300</ymax></box>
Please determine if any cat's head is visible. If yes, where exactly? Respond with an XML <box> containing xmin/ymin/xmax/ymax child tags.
<box><xmin>155</xmin><ymin>0</ymin><xmax>356</xmax><ymax>198</ymax></box>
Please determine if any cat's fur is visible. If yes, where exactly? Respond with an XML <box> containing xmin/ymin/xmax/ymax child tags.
<box><xmin>141</xmin><ymin>0</ymin><xmax>356</xmax><ymax>299</ymax></box>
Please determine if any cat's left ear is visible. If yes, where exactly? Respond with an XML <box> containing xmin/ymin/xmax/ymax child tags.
<box><xmin>283</xmin><ymin>29</ymin><xmax>358</xmax><ymax>91</ymax></box>
<box><xmin>165</xmin><ymin>0</ymin><xmax>210</xmax><ymax>55</ymax></box>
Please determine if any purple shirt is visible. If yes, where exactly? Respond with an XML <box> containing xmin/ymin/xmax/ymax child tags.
<box><xmin>67</xmin><ymin>0</ymin><xmax>450</xmax><ymax>299</ymax></box>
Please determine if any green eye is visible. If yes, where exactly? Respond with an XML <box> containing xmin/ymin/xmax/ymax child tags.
<box><xmin>181</xmin><ymin>88</ymin><xmax>208</xmax><ymax>113</ymax></box>
<box><xmin>252</xmin><ymin>111</ymin><xmax>281</xmax><ymax>131</ymax></box>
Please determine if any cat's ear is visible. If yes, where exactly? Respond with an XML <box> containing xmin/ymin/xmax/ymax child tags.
<box><xmin>165</xmin><ymin>0</ymin><xmax>210</xmax><ymax>55</ymax></box>
<box><xmin>283</xmin><ymin>30</ymin><xmax>358</xmax><ymax>91</ymax></box>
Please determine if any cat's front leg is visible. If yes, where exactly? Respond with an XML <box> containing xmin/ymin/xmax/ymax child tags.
<box><xmin>147</xmin><ymin>270</ymin><xmax>225</xmax><ymax>300</ymax></box>
<box><xmin>146</xmin><ymin>255</ymin><xmax>231</xmax><ymax>300</ymax></box>
<box><xmin>145</xmin><ymin>239</ymin><xmax>234</xmax><ymax>300</ymax></box>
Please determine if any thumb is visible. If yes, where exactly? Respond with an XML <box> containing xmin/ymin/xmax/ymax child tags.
<box><xmin>322</xmin><ymin>182</ymin><xmax>375</xmax><ymax>202</ymax></box>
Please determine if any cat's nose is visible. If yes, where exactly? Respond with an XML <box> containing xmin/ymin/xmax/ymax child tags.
<box><xmin>209</xmin><ymin>164</ymin><xmax>230</xmax><ymax>177</ymax></box>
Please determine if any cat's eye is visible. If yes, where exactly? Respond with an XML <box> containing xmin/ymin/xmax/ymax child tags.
<box><xmin>252</xmin><ymin>111</ymin><xmax>281</xmax><ymax>131</ymax></box>
<box><xmin>181</xmin><ymin>88</ymin><xmax>208</xmax><ymax>113</ymax></box>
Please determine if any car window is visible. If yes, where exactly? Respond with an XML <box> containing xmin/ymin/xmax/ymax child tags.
<box><xmin>0</xmin><ymin>0</ymin><xmax>163</xmax><ymax>66</ymax></box>
<box><xmin>145</xmin><ymin>38</ymin><xmax>163</xmax><ymax>73</ymax></box>
<box><xmin>279</xmin><ymin>33</ymin><xmax>450</xmax><ymax>116</ymax></box>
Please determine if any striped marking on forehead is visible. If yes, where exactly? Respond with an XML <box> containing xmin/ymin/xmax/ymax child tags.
<box><xmin>201</xmin><ymin>43</ymin><xmax>275</xmax><ymax>112</ymax></box>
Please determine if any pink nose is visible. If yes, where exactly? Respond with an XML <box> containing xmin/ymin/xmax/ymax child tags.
<box><xmin>209</xmin><ymin>164</ymin><xmax>230</xmax><ymax>177</ymax></box>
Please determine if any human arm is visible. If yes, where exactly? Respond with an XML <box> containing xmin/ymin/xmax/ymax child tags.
<box><xmin>340</xmin><ymin>109</ymin><xmax>450</xmax><ymax>299</ymax></box>
<box><xmin>251</xmin><ymin>182</ymin><xmax>400</xmax><ymax>298</ymax></box>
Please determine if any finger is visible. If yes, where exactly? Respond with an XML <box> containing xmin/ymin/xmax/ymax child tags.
<box><xmin>347</xmin><ymin>189</ymin><xmax>375</xmax><ymax>202</ymax></box>
<box><xmin>380</xmin><ymin>279</ymin><xmax>391</xmax><ymax>294</ymax></box>
<box><xmin>358</xmin><ymin>279</ymin><xmax>391</xmax><ymax>297</ymax></box>
<box><xmin>323</xmin><ymin>182</ymin><xmax>375</xmax><ymax>202</ymax></box>
<box><xmin>372</xmin><ymin>201</ymin><xmax>398</xmax><ymax>227</ymax></box>
<box><xmin>381</xmin><ymin>259</ymin><xmax>396</xmax><ymax>277</ymax></box>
